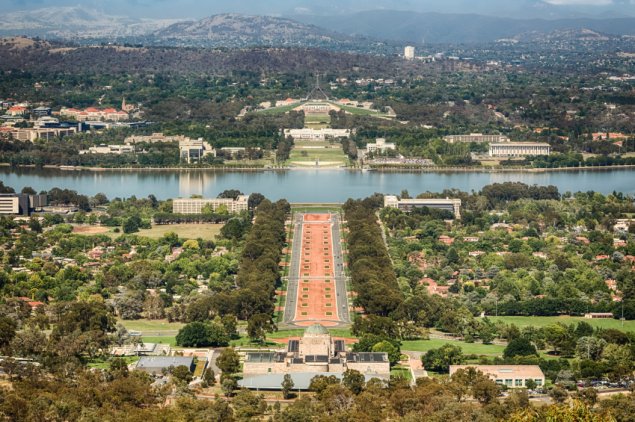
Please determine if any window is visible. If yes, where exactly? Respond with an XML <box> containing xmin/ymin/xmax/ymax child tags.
<box><xmin>515</xmin><ymin>379</ymin><xmax>523</xmax><ymax>387</ymax></box>
<box><xmin>535</xmin><ymin>379</ymin><xmax>543</xmax><ymax>386</ymax></box>
<box><xmin>505</xmin><ymin>379</ymin><xmax>513</xmax><ymax>387</ymax></box>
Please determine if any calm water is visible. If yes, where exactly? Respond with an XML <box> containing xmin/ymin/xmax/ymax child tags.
<box><xmin>0</xmin><ymin>168</ymin><xmax>633</xmax><ymax>202</ymax></box>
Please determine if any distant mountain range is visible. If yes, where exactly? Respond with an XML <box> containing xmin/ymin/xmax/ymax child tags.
<box><xmin>0</xmin><ymin>7</ymin><xmax>634</xmax><ymax>46</ymax></box>
<box><xmin>293</xmin><ymin>10</ymin><xmax>635</xmax><ymax>44</ymax></box>
<box><xmin>0</xmin><ymin>6</ymin><xmax>179</xmax><ymax>38</ymax></box>
<box><xmin>151</xmin><ymin>14</ymin><xmax>357</xmax><ymax>49</ymax></box>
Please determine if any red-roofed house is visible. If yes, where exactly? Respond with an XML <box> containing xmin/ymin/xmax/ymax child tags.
<box><xmin>7</xmin><ymin>106</ymin><xmax>27</xmax><ymax>116</ymax></box>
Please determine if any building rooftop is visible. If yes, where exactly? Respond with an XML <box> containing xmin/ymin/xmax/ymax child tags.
<box><xmin>449</xmin><ymin>365</ymin><xmax>544</xmax><ymax>379</ymax></box>
<box><xmin>136</xmin><ymin>356</ymin><xmax>193</xmax><ymax>370</ymax></box>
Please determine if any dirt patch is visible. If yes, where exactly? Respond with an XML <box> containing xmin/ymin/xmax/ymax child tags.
<box><xmin>72</xmin><ymin>225</ymin><xmax>110</xmax><ymax>234</ymax></box>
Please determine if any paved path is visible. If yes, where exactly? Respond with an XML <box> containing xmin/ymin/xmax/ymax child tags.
<box><xmin>283</xmin><ymin>212</ymin><xmax>350</xmax><ymax>327</ymax></box>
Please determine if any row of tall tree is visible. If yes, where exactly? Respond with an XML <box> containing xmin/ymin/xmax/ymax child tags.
<box><xmin>343</xmin><ymin>197</ymin><xmax>403</xmax><ymax>316</ymax></box>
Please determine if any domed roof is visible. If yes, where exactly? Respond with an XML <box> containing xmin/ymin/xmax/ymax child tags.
<box><xmin>303</xmin><ymin>324</ymin><xmax>329</xmax><ymax>336</ymax></box>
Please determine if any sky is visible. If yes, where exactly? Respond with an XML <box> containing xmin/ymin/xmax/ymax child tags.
<box><xmin>3</xmin><ymin>0</ymin><xmax>634</xmax><ymax>19</ymax></box>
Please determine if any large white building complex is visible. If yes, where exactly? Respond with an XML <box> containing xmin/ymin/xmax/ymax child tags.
<box><xmin>489</xmin><ymin>142</ymin><xmax>551</xmax><ymax>157</ymax></box>
<box><xmin>450</xmin><ymin>365</ymin><xmax>545</xmax><ymax>389</ymax></box>
<box><xmin>283</xmin><ymin>128</ymin><xmax>351</xmax><ymax>141</ymax></box>
<box><xmin>172</xmin><ymin>196</ymin><xmax>249</xmax><ymax>214</ymax></box>
<box><xmin>239</xmin><ymin>325</ymin><xmax>390</xmax><ymax>390</ymax></box>
<box><xmin>444</xmin><ymin>134</ymin><xmax>510</xmax><ymax>144</ymax></box>
<box><xmin>384</xmin><ymin>195</ymin><xmax>462</xmax><ymax>219</ymax></box>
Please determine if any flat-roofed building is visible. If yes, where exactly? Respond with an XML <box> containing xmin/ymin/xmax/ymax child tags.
<box><xmin>283</xmin><ymin>128</ymin><xmax>351</xmax><ymax>141</ymax></box>
<box><xmin>240</xmin><ymin>324</ymin><xmax>389</xmax><ymax>390</ymax></box>
<box><xmin>11</xmin><ymin>127</ymin><xmax>77</xmax><ymax>142</ymax></box>
<box><xmin>0</xmin><ymin>193</ymin><xmax>47</xmax><ymax>216</ymax></box>
<box><xmin>125</xmin><ymin>133</ymin><xmax>188</xmax><ymax>144</ymax></box>
<box><xmin>384</xmin><ymin>195</ymin><xmax>461</xmax><ymax>219</ymax></box>
<box><xmin>179</xmin><ymin>138</ymin><xmax>215</xmax><ymax>164</ymax></box>
<box><xmin>404</xmin><ymin>46</ymin><xmax>415</xmax><ymax>60</ymax></box>
<box><xmin>366</xmin><ymin>138</ymin><xmax>396</xmax><ymax>154</ymax></box>
<box><xmin>172</xmin><ymin>195</ymin><xmax>249</xmax><ymax>214</ymax></box>
<box><xmin>0</xmin><ymin>195</ymin><xmax>20</xmax><ymax>215</ymax></box>
<box><xmin>444</xmin><ymin>133</ymin><xmax>510</xmax><ymax>144</ymax></box>
<box><xmin>489</xmin><ymin>142</ymin><xmax>551</xmax><ymax>157</ymax></box>
<box><xmin>80</xmin><ymin>144</ymin><xmax>135</xmax><ymax>155</ymax></box>
<box><xmin>450</xmin><ymin>365</ymin><xmax>545</xmax><ymax>389</ymax></box>
<box><xmin>135</xmin><ymin>356</ymin><xmax>194</xmax><ymax>375</ymax></box>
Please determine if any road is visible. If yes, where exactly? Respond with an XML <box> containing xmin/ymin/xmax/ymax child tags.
<box><xmin>283</xmin><ymin>213</ymin><xmax>304</xmax><ymax>324</ymax></box>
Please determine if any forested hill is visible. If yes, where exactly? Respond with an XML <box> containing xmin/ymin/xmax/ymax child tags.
<box><xmin>0</xmin><ymin>38</ymin><xmax>396</xmax><ymax>75</ymax></box>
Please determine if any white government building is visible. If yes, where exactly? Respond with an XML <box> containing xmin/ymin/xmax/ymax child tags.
<box><xmin>172</xmin><ymin>196</ymin><xmax>249</xmax><ymax>214</ymax></box>
<box><xmin>283</xmin><ymin>128</ymin><xmax>351</xmax><ymax>141</ymax></box>
<box><xmin>489</xmin><ymin>142</ymin><xmax>551</xmax><ymax>157</ymax></box>
<box><xmin>384</xmin><ymin>195</ymin><xmax>462</xmax><ymax>219</ymax></box>
<box><xmin>444</xmin><ymin>133</ymin><xmax>510</xmax><ymax>143</ymax></box>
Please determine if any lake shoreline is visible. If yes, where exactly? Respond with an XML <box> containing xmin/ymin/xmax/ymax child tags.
<box><xmin>2</xmin><ymin>163</ymin><xmax>635</xmax><ymax>174</ymax></box>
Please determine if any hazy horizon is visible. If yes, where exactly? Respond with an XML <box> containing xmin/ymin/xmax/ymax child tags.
<box><xmin>3</xmin><ymin>0</ymin><xmax>635</xmax><ymax>20</ymax></box>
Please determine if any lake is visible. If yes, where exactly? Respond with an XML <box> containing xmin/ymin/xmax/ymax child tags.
<box><xmin>1</xmin><ymin>167</ymin><xmax>633</xmax><ymax>202</ymax></box>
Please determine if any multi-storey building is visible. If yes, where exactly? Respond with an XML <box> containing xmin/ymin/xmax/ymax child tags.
<box><xmin>172</xmin><ymin>195</ymin><xmax>249</xmax><ymax>214</ymax></box>
<box><xmin>489</xmin><ymin>142</ymin><xmax>551</xmax><ymax>157</ymax></box>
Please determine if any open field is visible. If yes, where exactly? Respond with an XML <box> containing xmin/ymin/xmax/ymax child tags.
<box><xmin>488</xmin><ymin>316</ymin><xmax>635</xmax><ymax>332</ymax></box>
<box><xmin>118</xmin><ymin>319</ymin><xmax>184</xmax><ymax>334</ymax></box>
<box><xmin>73</xmin><ymin>223</ymin><xmax>224</xmax><ymax>240</ymax></box>
<box><xmin>141</xmin><ymin>336</ymin><xmax>178</xmax><ymax>347</ymax></box>
<box><xmin>72</xmin><ymin>225</ymin><xmax>111</xmax><ymax>235</ymax></box>
<box><xmin>402</xmin><ymin>338</ymin><xmax>506</xmax><ymax>356</ymax></box>
<box><xmin>256</xmin><ymin>104</ymin><xmax>300</xmax><ymax>115</ymax></box>
<box><xmin>288</xmin><ymin>142</ymin><xmax>348</xmax><ymax>166</ymax></box>
<box><xmin>336</xmin><ymin>103</ymin><xmax>393</xmax><ymax>118</ymax></box>
<box><xmin>137</xmin><ymin>223</ymin><xmax>224</xmax><ymax>240</ymax></box>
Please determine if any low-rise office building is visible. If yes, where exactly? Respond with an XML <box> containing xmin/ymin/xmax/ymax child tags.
<box><xmin>179</xmin><ymin>138</ymin><xmax>215</xmax><ymax>163</ymax></box>
<box><xmin>384</xmin><ymin>195</ymin><xmax>461</xmax><ymax>219</ymax></box>
<box><xmin>449</xmin><ymin>365</ymin><xmax>545</xmax><ymax>389</ymax></box>
<box><xmin>283</xmin><ymin>128</ymin><xmax>351</xmax><ymax>141</ymax></box>
<box><xmin>444</xmin><ymin>133</ymin><xmax>510</xmax><ymax>144</ymax></box>
<box><xmin>366</xmin><ymin>138</ymin><xmax>396</xmax><ymax>154</ymax></box>
<box><xmin>80</xmin><ymin>144</ymin><xmax>135</xmax><ymax>155</ymax></box>
<box><xmin>135</xmin><ymin>356</ymin><xmax>195</xmax><ymax>375</ymax></box>
<box><xmin>11</xmin><ymin>127</ymin><xmax>77</xmax><ymax>142</ymax></box>
<box><xmin>0</xmin><ymin>193</ymin><xmax>48</xmax><ymax>216</ymax></box>
<box><xmin>489</xmin><ymin>142</ymin><xmax>551</xmax><ymax>157</ymax></box>
<box><xmin>172</xmin><ymin>195</ymin><xmax>249</xmax><ymax>214</ymax></box>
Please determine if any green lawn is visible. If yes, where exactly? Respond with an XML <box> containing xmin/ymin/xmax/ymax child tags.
<box><xmin>119</xmin><ymin>319</ymin><xmax>184</xmax><ymax>334</ymax></box>
<box><xmin>88</xmin><ymin>356</ymin><xmax>139</xmax><ymax>369</ymax></box>
<box><xmin>335</xmin><ymin>103</ymin><xmax>393</xmax><ymax>118</ymax></box>
<box><xmin>269</xmin><ymin>328</ymin><xmax>353</xmax><ymax>339</ymax></box>
<box><xmin>402</xmin><ymin>338</ymin><xmax>506</xmax><ymax>356</ymax></box>
<box><xmin>288</xmin><ymin>145</ymin><xmax>349</xmax><ymax>166</ymax></box>
<box><xmin>140</xmin><ymin>336</ymin><xmax>178</xmax><ymax>347</ymax></box>
<box><xmin>137</xmin><ymin>223</ymin><xmax>224</xmax><ymax>241</ymax></box>
<box><xmin>256</xmin><ymin>104</ymin><xmax>300</xmax><ymax>115</ymax></box>
<box><xmin>488</xmin><ymin>316</ymin><xmax>635</xmax><ymax>333</ymax></box>
<box><xmin>391</xmin><ymin>366</ymin><xmax>413</xmax><ymax>381</ymax></box>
